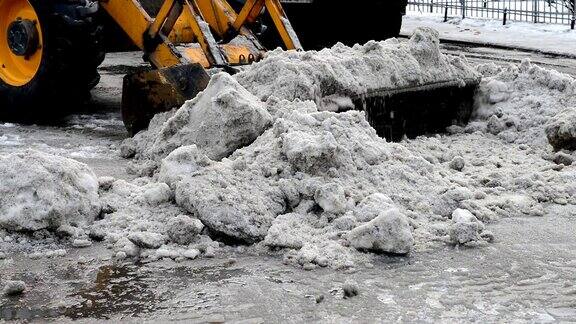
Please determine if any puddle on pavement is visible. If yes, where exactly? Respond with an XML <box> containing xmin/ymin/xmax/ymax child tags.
<box><xmin>1</xmin><ymin>264</ymin><xmax>153</xmax><ymax>321</ymax></box>
<box><xmin>169</xmin><ymin>264</ymin><xmax>248</xmax><ymax>284</ymax></box>
<box><xmin>1</xmin><ymin>262</ymin><xmax>248</xmax><ymax>321</ymax></box>
<box><xmin>64</xmin><ymin>264</ymin><xmax>156</xmax><ymax>320</ymax></box>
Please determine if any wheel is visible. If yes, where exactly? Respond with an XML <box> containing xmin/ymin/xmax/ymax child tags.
<box><xmin>283</xmin><ymin>0</ymin><xmax>405</xmax><ymax>50</ymax></box>
<box><xmin>0</xmin><ymin>0</ymin><xmax>105</xmax><ymax>119</ymax></box>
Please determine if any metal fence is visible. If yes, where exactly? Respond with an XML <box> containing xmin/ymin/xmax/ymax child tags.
<box><xmin>407</xmin><ymin>0</ymin><xmax>576</xmax><ymax>26</ymax></box>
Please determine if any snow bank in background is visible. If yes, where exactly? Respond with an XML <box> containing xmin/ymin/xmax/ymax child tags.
<box><xmin>0</xmin><ymin>150</ymin><xmax>100</xmax><ymax>232</ymax></box>
<box><xmin>236</xmin><ymin>27</ymin><xmax>479</xmax><ymax>103</ymax></box>
<box><xmin>402</xmin><ymin>14</ymin><xmax>576</xmax><ymax>56</ymax></box>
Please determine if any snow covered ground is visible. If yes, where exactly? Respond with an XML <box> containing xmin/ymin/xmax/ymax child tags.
<box><xmin>402</xmin><ymin>13</ymin><xmax>576</xmax><ymax>56</ymax></box>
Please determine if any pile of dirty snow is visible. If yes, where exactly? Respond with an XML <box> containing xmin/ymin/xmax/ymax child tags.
<box><xmin>123</xmin><ymin>27</ymin><xmax>480</xmax><ymax>174</ymax></box>
<box><xmin>90</xmin><ymin>177</ymin><xmax>219</xmax><ymax>261</ymax></box>
<box><xmin>120</xmin><ymin>33</ymin><xmax>574</xmax><ymax>268</ymax></box>
<box><xmin>166</xmin><ymin>103</ymin><xmax>429</xmax><ymax>267</ymax></box>
<box><xmin>0</xmin><ymin>150</ymin><xmax>100</xmax><ymax>232</ymax></box>
<box><xmin>110</xmin><ymin>28</ymin><xmax>496</xmax><ymax>269</ymax></box>
<box><xmin>4</xmin><ymin>27</ymin><xmax>576</xmax><ymax>270</ymax></box>
<box><xmin>406</xmin><ymin>60</ymin><xmax>576</xmax><ymax>223</ymax></box>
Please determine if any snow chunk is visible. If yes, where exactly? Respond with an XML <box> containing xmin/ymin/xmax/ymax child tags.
<box><xmin>282</xmin><ymin>130</ymin><xmax>340</xmax><ymax>174</ymax></box>
<box><xmin>264</xmin><ymin>213</ymin><xmax>316</xmax><ymax>249</ymax></box>
<box><xmin>3</xmin><ymin>280</ymin><xmax>26</xmax><ymax>296</ymax></box>
<box><xmin>128</xmin><ymin>232</ymin><xmax>166</xmax><ymax>249</ymax></box>
<box><xmin>483</xmin><ymin>79</ymin><xmax>510</xmax><ymax>104</ymax></box>
<box><xmin>552</xmin><ymin>152</ymin><xmax>574</xmax><ymax>166</ymax></box>
<box><xmin>167</xmin><ymin>215</ymin><xmax>204</xmax><ymax>245</ymax></box>
<box><xmin>129</xmin><ymin>73</ymin><xmax>273</xmax><ymax>162</ymax></box>
<box><xmin>72</xmin><ymin>238</ymin><xmax>93</xmax><ymax>248</ymax></box>
<box><xmin>347</xmin><ymin>209</ymin><xmax>414</xmax><ymax>255</ymax></box>
<box><xmin>449</xmin><ymin>156</ymin><xmax>466</xmax><ymax>171</ymax></box>
<box><xmin>314</xmin><ymin>183</ymin><xmax>347</xmax><ymax>214</ymax></box>
<box><xmin>158</xmin><ymin>145</ymin><xmax>212</xmax><ymax>188</ymax></box>
<box><xmin>487</xmin><ymin>115</ymin><xmax>506</xmax><ymax>135</ymax></box>
<box><xmin>353</xmin><ymin>193</ymin><xmax>395</xmax><ymax>223</ymax></box>
<box><xmin>546</xmin><ymin>108</ymin><xmax>576</xmax><ymax>151</ymax></box>
<box><xmin>0</xmin><ymin>150</ymin><xmax>100</xmax><ymax>232</ymax></box>
<box><xmin>449</xmin><ymin>209</ymin><xmax>485</xmax><ymax>245</ymax></box>
<box><xmin>175</xmin><ymin>166</ymin><xmax>286</xmax><ymax>242</ymax></box>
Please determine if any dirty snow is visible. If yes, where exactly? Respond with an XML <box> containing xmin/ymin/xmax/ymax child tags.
<box><xmin>0</xmin><ymin>150</ymin><xmax>101</xmax><ymax>232</ymax></box>
<box><xmin>2</xmin><ymin>280</ymin><xmax>26</xmax><ymax>296</ymax></box>
<box><xmin>90</xmin><ymin>177</ymin><xmax>218</xmax><ymax>261</ymax></box>
<box><xmin>2</xmin><ymin>27</ymin><xmax>576</xmax><ymax>270</ymax></box>
<box><xmin>236</xmin><ymin>27</ymin><xmax>479</xmax><ymax>103</ymax></box>
<box><xmin>546</xmin><ymin>108</ymin><xmax>576</xmax><ymax>151</ymax></box>
<box><xmin>123</xmin><ymin>72</ymin><xmax>273</xmax><ymax>171</ymax></box>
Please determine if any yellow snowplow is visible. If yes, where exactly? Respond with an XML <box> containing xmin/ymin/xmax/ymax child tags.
<box><xmin>0</xmin><ymin>0</ymin><xmax>476</xmax><ymax>139</ymax></box>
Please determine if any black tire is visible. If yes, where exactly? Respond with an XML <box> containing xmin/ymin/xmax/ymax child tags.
<box><xmin>282</xmin><ymin>0</ymin><xmax>405</xmax><ymax>50</ymax></box>
<box><xmin>0</xmin><ymin>0</ymin><xmax>105</xmax><ymax>120</ymax></box>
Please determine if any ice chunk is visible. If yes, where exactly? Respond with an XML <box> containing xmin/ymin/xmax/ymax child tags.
<box><xmin>158</xmin><ymin>145</ymin><xmax>212</xmax><ymax>188</ymax></box>
<box><xmin>353</xmin><ymin>193</ymin><xmax>396</xmax><ymax>223</ymax></box>
<box><xmin>130</xmin><ymin>73</ymin><xmax>273</xmax><ymax>162</ymax></box>
<box><xmin>546</xmin><ymin>108</ymin><xmax>576</xmax><ymax>151</ymax></box>
<box><xmin>3</xmin><ymin>280</ymin><xmax>26</xmax><ymax>295</ymax></box>
<box><xmin>449</xmin><ymin>156</ymin><xmax>466</xmax><ymax>171</ymax></box>
<box><xmin>282</xmin><ymin>130</ymin><xmax>340</xmax><ymax>174</ymax></box>
<box><xmin>314</xmin><ymin>183</ymin><xmax>347</xmax><ymax>214</ymax></box>
<box><xmin>167</xmin><ymin>215</ymin><xmax>204</xmax><ymax>245</ymax></box>
<box><xmin>449</xmin><ymin>209</ymin><xmax>485</xmax><ymax>244</ymax></box>
<box><xmin>347</xmin><ymin>209</ymin><xmax>414</xmax><ymax>255</ymax></box>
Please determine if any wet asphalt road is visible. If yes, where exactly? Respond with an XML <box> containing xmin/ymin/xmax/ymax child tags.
<box><xmin>0</xmin><ymin>44</ymin><xmax>575</xmax><ymax>322</ymax></box>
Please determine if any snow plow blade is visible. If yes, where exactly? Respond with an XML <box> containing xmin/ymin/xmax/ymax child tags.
<box><xmin>352</xmin><ymin>78</ymin><xmax>480</xmax><ymax>141</ymax></box>
<box><xmin>121</xmin><ymin>63</ymin><xmax>211</xmax><ymax>135</ymax></box>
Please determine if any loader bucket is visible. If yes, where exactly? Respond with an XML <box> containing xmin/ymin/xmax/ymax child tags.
<box><xmin>351</xmin><ymin>78</ymin><xmax>480</xmax><ymax>141</ymax></box>
<box><xmin>122</xmin><ymin>63</ymin><xmax>210</xmax><ymax>135</ymax></box>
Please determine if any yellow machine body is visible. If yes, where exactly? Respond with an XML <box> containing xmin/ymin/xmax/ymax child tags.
<box><xmin>100</xmin><ymin>0</ymin><xmax>301</xmax><ymax>69</ymax></box>
<box><xmin>0</xmin><ymin>0</ymin><xmax>43</xmax><ymax>86</ymax></box>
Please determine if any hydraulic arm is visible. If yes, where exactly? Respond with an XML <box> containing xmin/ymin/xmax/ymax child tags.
<box><xmin>99</xmin><ymin>0</ymin><xmax>303</xmax><ymax>134</ymax></box>
<box><xmin>100</xmin><ymin>0</ymin><xmax>302</xmax><ymax>69</ymax></box>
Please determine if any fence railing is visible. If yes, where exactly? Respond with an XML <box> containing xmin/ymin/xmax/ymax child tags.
<box><xmin>407</xmin><ymin>0</ymin><xmax>576</xmax><ymax>27</ymax></box>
